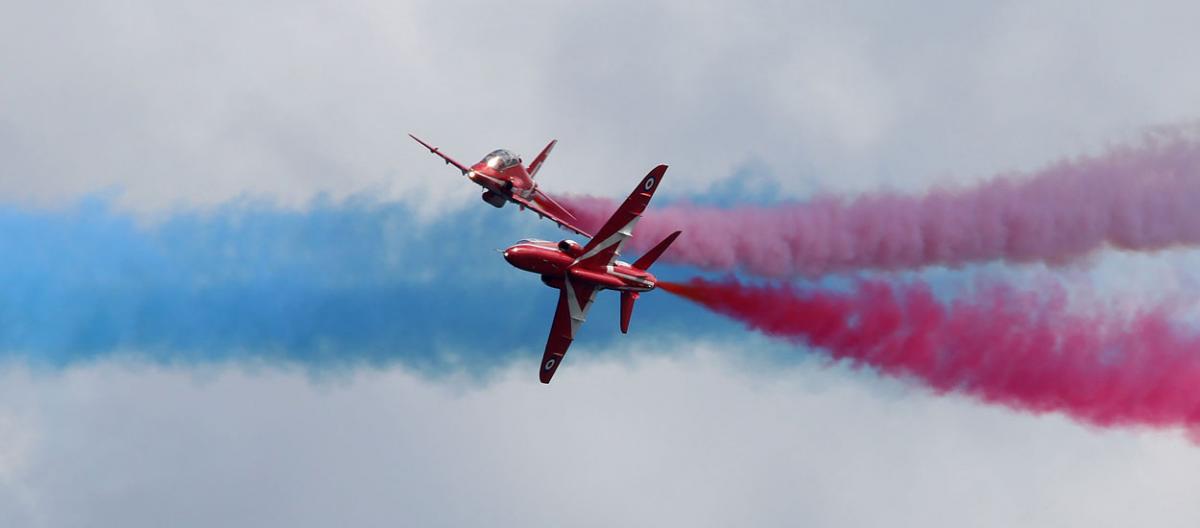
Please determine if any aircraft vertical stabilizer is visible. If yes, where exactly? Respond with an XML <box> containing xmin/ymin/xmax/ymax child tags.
<box><xmin>527</xmin><ymin>139</ymin><xmax>557</xmax><ymax>178</ymax></box>
<box><xmin>633</xmin><ymin>231</ymin><xmax>682</xmax><ymax>270</ymax></box>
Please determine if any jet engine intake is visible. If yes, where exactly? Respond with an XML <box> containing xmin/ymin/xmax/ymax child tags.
<box><xmin>557</xmin><ymin>239</ymin><xmax>584</xmax><ymax>257</ymax></box>
<box><xmin>481</xmin><ymin>190</ymin><xmax>506</xmax><ymax>208</ymax></box>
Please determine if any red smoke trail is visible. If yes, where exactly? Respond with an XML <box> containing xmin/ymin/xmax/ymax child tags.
<box><xmin>660</xmin><ymin>277</ymin><xmax>1200</xmax><ymax>431</ymax></box>
<box><xmin>564</xmin><ymin>129</ymin><xmax>1200</xmax><ymax>278</ymax></box>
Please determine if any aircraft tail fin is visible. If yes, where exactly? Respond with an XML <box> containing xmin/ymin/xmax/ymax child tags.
<box><xmin>619</xmin><ymin>291</ymin><xmax>639</xmax><ymax>334</ymax></box>
<box><xmin>527</xmin><ymin>139</ymin><xmax>557</xmax><ymax>178</ymax></box>
<box><xmin>632</xmin><ymin>230</ymin><xmax>682</xmax><ymax>270</ymax></box>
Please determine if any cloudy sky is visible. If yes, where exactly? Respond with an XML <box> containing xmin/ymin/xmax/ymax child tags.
<box><xmin>1</xmin><ymin>1</ymin><xmax>1199</xmax><ymax>526</ymax></box>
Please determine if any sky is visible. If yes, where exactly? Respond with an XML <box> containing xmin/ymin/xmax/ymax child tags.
<box><xmin>2</xmin><ymin>1</ymin><xmax>1200</xmax><ymax>526</ymax></box>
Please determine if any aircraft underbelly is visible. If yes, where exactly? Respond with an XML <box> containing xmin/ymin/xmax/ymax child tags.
<box><xmin>566</xmin><ymin>267</ymin><xmax>622</xmax><ymax>289</ymax></box>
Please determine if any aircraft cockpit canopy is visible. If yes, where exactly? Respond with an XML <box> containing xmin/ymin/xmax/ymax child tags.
<box><xmin>481</xmin><ymin>149</ymin><xmax>522</xmax><ymax>170</ymax></box>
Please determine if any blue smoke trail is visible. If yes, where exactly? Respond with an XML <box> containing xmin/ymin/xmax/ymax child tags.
<box><xmin>0</xmin><ymin>196</ymin><xmax>731</xmax><ymax>373</ymax></box>
<box><xmin>0</xmin><ymin>196</ymin><xmax>529</xmax><ymax>370</ymax></box>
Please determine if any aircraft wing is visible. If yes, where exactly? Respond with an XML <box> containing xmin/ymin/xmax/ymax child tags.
<box><xmin>510</xmin><ymin>192</ymin><xmax>592</xmax><ymax>238</ymax></box>
<box><xmin>539</xmin><ymin>276</ymin><xmax>599</xmax><ymax>383</ymax></box>
<box><xmin>409</xmin><ymin>134</ymin><xmax>472</xmax><ymax>175</ymax></box>
<box><xmin>572</xmin><ymin>164</ymin><xmax>667</xmax><ymax>268</ymax></box>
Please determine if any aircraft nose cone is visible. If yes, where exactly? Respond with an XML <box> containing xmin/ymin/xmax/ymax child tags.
<box><xmin>502</xmin><ymin>246</ymin><xmax>519</xmax><ymax>264</ymax></box>
<box><xmin>503</xmin><ymin>245</ymin><xmax>540</xmax><ymax>272</ymax></box>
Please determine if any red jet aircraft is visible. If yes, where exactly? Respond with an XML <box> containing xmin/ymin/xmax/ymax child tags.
<box><xmin>409</xmin><ymin>134</ymin><xmax>591</xmax><ymax>237</ymax></box>
<box><xmin>503</xmin><ymin>165</ymin><xmax>681</xmax><ymax>383</ymax></box>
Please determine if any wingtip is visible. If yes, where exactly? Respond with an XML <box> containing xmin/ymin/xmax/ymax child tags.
<box><xmin>637</xmin><ymin>164</ymin><xmax>668</xmax><ymax>191</ymax></box>
<box><xmin>408</xmin><ymin>133</ymin><xmax>432</xmax><ymax>148</ymax></box>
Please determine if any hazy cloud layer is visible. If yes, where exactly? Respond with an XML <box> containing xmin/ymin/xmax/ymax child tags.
<box><xmin>3</xmin><ymin>1</ymin><xmax>1200</xmax><ymax>213</ymax></box>
<box><xmin>0</xmin><ymin>346</ymin><xmax>1197</xmax><ymax>528</ymax></box>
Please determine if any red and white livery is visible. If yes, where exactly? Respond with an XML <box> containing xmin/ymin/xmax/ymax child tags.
<box><xmin>409</xmin><ymin>133</ymin><xmax>590</xmax><ymax>237</ymax></box>
<box><xmin>503</xmin><ymin>165</ymin><xmax>681</xmax><ymax>383</ymax></box>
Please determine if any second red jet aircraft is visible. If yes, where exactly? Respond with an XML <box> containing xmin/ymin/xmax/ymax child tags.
<box><xmin>409</xmin><ymin>134</ymin><xmax>591</xmax><ymax>237</ymax></box>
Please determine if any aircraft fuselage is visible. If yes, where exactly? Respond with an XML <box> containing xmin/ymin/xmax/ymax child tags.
<box><xmin>468</xmin><ymin>162</ymin><xmax>534</xmax><ymax>197</ymax></box>
<box><xmin>502</xmin><ymin>240</ymin><xmax>657</xmax><ymax>293</ymax></box>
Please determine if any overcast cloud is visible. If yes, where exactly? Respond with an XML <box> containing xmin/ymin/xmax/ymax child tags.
<box><xmin>3</xmin><ymin>1</ymin><xmax>1200</xmax><ymax>212</ymax></box>
<box><xmin>0</xmin><ymin>346</ymin><xmax>1197</xmax><ymax>528</ymax></box>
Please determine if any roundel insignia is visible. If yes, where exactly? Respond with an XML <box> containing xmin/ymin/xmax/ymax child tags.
<box><xmin>544</xmin><ymin>358</ymin><xmax>556</xmax><ymax>370</ymax></box>
<box><xmin>644</xmin><ymin>177</ymin><xmax>655</xmax><ymax>191</ymax></box>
